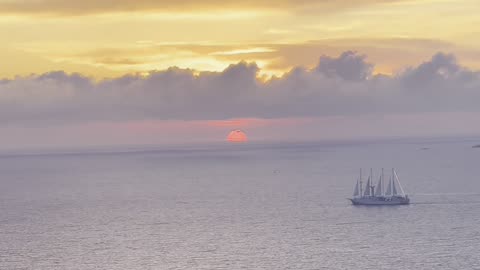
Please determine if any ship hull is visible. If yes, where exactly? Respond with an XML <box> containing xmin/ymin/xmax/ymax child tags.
<box><xmin>349</xmin><ymin>197</ymin><xmax>410</xmax><ymax>205</ymax></box>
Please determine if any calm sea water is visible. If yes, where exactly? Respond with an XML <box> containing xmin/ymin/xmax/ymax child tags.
<box><xmin>1</xmin><ymin>138</ymin><xmax>480</xmax><ymax>269</ymax></box>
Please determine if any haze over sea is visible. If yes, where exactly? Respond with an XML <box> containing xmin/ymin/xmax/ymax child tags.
<box><xmin>1</xmin><ymin>137</ymin><xmax>479</xmax><ymax>269</ymax></box>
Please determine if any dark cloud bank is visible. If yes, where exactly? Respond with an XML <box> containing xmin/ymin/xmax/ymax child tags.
<box><xmin>1</xmin><ymin>51</ymin><xmax>479</xmax><ymax>125</ymax></box>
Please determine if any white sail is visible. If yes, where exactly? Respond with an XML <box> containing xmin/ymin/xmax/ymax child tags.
<box><xmin>363</xmin><ymin>177</ymin><xmax>371</xmax><ymax>196</ymax></box>
<box><xmin>392</xmin><ymin>179</ymin><xmax>398</xmax><ymax>195</ymax></box>
<box><xmin>353</xmin><ymin>180</ymin><xmax>359</xmax><ymax>196</ymax></box>
<box><xmin>385</xmin><ymin>176</ymin><xmax>392</xmax><ymax>196</ymax></box>
<box><xmin>375</xmin><ymin>176</ymin><xmax>383</xmax><ymax>196</ymax></box>
<box><xmin>393</xmin><ymin>169</ymin><xmax>407</xmax><ymax>196</ymax></box>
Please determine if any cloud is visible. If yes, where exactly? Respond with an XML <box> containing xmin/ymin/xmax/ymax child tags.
<box><xmin>401</xmin><ymin>53</ymin><xmax>466</xmax><ymax>87</ymax></box>
<box><xmin>41</xmin><ymin>38</ymin><xmax>469</xmax><ymax>78</ymax></box>
<box><xmin>1</xmin><ymin>51</ymin><xmax>479</xmax><ymax>126</ymax></box>
<box><xmin>315</xmin><ymin>51</ymin><xmax>373</xmax><ymax>81</ymax></box>
<box><xmin>0</xmin><ymin>0</ymin><xmax>407</xmax><ymax>16</ymax></box>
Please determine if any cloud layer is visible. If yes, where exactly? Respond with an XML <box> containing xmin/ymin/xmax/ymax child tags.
<box><xmin>0</xmin><ymin>0</ymin><xmax>403</xmax><ymax>15</ymax></box>
<box><xmin>1</xmin><ymin>51</ymin><xmax>479</xmax><ymax>126</ymax></box>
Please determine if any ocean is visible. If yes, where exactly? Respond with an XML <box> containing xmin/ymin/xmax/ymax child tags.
<box><xmin>1</xmin><ymin>138</ymin><xmax>480</xmax><ymax>269</ymax></box>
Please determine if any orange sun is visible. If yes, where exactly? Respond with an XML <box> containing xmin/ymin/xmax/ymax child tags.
<box><xmin>227</xmin><ymin>129</ymin><xmax>248</xmax><ymax>143</ymax></box>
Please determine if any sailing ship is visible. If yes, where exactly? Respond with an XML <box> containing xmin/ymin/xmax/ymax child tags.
<box><xmin>349</xmin><ymin>168</ymin><xmax>410</xmax><ymax>205</ymax></box>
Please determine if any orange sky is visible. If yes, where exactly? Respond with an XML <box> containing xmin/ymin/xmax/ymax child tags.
<box><xmin>2</xmin><ymin>0</ymin><xmax>480</xmax><ymax>78</ymax></box>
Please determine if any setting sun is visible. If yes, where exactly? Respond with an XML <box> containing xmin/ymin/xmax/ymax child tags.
<box><xmin>227</xmin><ymin>129</ymin><xmax>248</xmax><ymax>143</ymax></box>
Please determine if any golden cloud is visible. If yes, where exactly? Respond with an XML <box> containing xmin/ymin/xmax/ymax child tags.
<box><xmin>0</xmin><ymin>0</ymin><xmax>406</xmax><ymax>16</ymax></box>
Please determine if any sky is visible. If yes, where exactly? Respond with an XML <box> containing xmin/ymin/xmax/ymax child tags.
<box><xmin>1</xmin><ymin>0</ymin><xmax>480</xmax><ymax>149</ymax></box>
